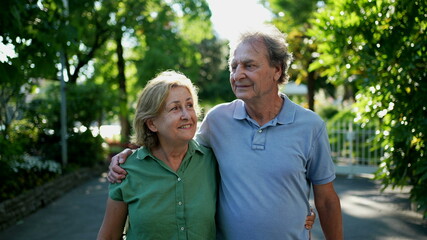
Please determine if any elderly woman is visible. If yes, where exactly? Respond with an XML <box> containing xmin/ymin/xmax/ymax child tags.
<box><xmin>97</xmin><ymin>70</ymin><xmax>218</xmax><ymax>240</ymax></box>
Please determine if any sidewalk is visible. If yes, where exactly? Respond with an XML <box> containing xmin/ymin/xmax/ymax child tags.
<box><xmin>0</xmin><ymin>173</ymin><xmax>426</xmax><ymax>239</ymax></box>
<box><xmin>0</xmin><ymin>173</ymin><xmax>109</xmax><ymax>240</ymax></box>
<box><xmin>311</xmin><ymin>175</ymin><xmax>427</xmax><ymax>239</ymax></box>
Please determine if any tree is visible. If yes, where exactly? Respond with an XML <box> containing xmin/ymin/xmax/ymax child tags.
<box><xmin>0</xmin><ymin>0</ymin><xmax>229</xmax><ymax>199</ymax></box>
<box><xmin>264</xmin><ymin>0</ymin><xmax>335</xmax><ymax>111</ymax></box>
<box><xmin>309</xmin><ymin>0</ymin><xmax>427</xmax><ymax>217</ymax></box>
<box><xmin>1</xmin><ymin>0</ymin><xmax>63</xmax><ymax>164</ymax></box>
<box><xmin>91</xmin><ymin>0</ymin><xmax>214</xmax><ymax>143</ymax></box>
<box><xmin>193</xmin><ymin>37</ymin><xmax>234</xmax><ymax>106</ymax></box>
<box><xmin>1</xmin><ymin>0</ymin><xmax>219</xmax><ymax>162</ymax></box>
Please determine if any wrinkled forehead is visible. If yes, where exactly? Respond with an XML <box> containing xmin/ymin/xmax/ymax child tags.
<box><xmin>229</xmin><ymin>39</ymin><xmax>268</xmax><ymax>64</ymax></box>
<box><xmin>231</xmin><ymin>36</ymin><xmax>264</xmax><ymax>53</ymax></box>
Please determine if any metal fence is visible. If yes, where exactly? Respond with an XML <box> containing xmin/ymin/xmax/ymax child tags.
<box><xmin>328</xmin><ymin>121</ymin><xmax>383</xmax><ymax>177</ymax></box>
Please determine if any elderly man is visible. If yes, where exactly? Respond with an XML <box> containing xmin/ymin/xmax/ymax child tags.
<box><xmin>109</xmin><ymin>24</ymin><xmax>342</xmax><ymax>239</ymax></box>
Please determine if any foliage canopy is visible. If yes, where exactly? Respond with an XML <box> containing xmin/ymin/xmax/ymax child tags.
<box><xmin>0</xmin><ymin>0</ymin><xmax>231</xmax><ymax>200</ymax></box>
<box><xmin>309</xmin><ymin>0</ymin><xmax>427</xmax><ymax>216</ymax></box>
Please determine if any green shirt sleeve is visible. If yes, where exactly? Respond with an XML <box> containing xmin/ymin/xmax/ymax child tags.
<box><xmin>109</xmin><ymin>182</ymin><xmax>124</xmax><ymax>201</ymax></box>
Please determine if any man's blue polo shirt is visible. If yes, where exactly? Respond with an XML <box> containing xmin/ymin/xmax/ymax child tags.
<box><xmin>196</xmin><ymin>94</ymin><xmax>336</xmax><ymax>239</ymax></box>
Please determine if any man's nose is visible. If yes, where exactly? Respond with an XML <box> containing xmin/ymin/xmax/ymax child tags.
<box><xmin>232</xmin><ymin>65</ymin><xmax>245</xmax><ymax>81</ymax></box>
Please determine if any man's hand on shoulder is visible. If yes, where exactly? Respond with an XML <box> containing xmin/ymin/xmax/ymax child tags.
<box><xmin>107</xmin><ymin>148</ymin><xmax>133</xmax><ymax>183</ymax></box>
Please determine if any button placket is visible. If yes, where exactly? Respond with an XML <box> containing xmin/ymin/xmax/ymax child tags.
<box><xmin>176</xmin><ymin>174</ymin><xmax>186</xmax><ymax>239</ymax></box>
<box><xmin>252</xmin><ymin>127</ymin><xmax>266</xmax><ymax>150</ymax></box>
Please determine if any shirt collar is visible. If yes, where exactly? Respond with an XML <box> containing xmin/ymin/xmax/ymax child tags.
<box><xmin>136</xmin><ymin>139</ymin><xmax>205</xmax><ymax>160</ymax></box>
<box><xmin>277</xmin><ymin>93</ymin><xmax>296</xmax><ymax>125</ymax></box>
<box><xmin>232</xmin><ymin>99</ymin><xmax>247</xmax><ymax>120</ymax></box>
<box><xmin>232</xmin><ymin>93</ymin><xmax>297</xmax><ymax>125</ymax></box>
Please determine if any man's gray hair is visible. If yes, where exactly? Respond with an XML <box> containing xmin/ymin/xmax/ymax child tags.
<box><xmin>229</xmin><ymin>24</ymin><xmax>293</xmax><ymax>84</ymax></box>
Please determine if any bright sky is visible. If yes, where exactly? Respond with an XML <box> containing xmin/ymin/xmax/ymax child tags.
<box><xmin>206</xmin><ymin>0</ymin><xmax>273</xmax><ymax>41</ymax></box>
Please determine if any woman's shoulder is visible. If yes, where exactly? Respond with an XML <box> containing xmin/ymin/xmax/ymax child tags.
<box><xmin>190</xmin><ymin>139</ymin><xmax>214</xmax><ymax>156</ymax></box>
<box><xmin>120</xmin><ymin>147</ymin><xmax>148</xmax><ymax>168</ymax></box>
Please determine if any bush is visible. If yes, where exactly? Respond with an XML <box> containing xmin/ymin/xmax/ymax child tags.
<box><xmin>25</xmin><ymin>81</ymin><xmax>109</xmax><ymax>168</ymax></box>
<box><xmin>0</xmin><ymin>156</ymin><xmax>61</xmax><ymax>201</ymax></box>
<box><xmin>0</xmin><ymin>122</ymin><xmax>106</xmax><ymax>201</ymax></box>
<box><xmin>67</xmin><ymin>130</ymin><xmax>107</xmax><ymax>167</ymax></box>
<box><xmin>0</xmin><ymin>119</ymin><xmax>51</xmax><ymax>201</ymax></box>
<box><xmin>0</xmin><ymin>80</ymin><xmax>110</xmax><ymax>201</ymax></box>
<box><xmin>318</xmin><ymin>105</ymin><xmax>339</xmax><ymax>121</ymax></box>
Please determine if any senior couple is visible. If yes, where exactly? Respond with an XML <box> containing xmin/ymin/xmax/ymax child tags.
<box><xmin>97</xmin><ymin>24</ymin><xmax>343</xmax><ymax>240</ymax></box>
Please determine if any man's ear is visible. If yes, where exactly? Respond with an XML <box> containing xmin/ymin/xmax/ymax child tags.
<box><xmin>274</xmin><ymin>65</ymin><xmax>282</xmax><ymax>82</ymax></box>
<box><xmin>146</xmin><ymin>119</ymin><xmax>158</xmax><ymax>133</ymax></box>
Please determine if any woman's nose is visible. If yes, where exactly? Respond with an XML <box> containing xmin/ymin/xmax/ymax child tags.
<box><xmin>181</xmin><ymin>109</ymin><xmax>190</xmax><ymax>119</ymax></box>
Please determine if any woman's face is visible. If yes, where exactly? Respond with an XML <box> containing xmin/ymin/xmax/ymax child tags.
<box><xmin>149</xmin><ymin>86</ymin><xmax>197</xmax><ymax>146</ymax></box>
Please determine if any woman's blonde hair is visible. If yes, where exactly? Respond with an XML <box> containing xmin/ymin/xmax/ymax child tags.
<box><xmin>131</xmin><ymin>70</ymin><xmax>200</xmax><ymax>149</ymax></box>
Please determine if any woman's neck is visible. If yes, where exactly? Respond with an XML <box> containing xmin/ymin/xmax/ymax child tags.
<box><xmin>151</xmin><ymin>143</ymin><xmax>188</xmax><ymax>172</ymax></box>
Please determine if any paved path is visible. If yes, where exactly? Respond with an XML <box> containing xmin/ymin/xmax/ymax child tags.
<box><xmin>0</xmin><ymin>173</ymin><xmax>426</xmax><ymax>240</ymax></box>
<box><xmin>311</xmin><ymin>176</ymin><xmax>427</xmax><ymax>239</ymax></box>
<box><xmin>0</xmin><ymin>173</ymin><xmax>109</xmax><ymax>240</ymax></box>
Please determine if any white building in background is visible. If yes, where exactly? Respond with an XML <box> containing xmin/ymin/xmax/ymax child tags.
<box><xmin>282</xmin><ymin>82</ymin><xmax>308</xmax><ymax>96</ymax></box>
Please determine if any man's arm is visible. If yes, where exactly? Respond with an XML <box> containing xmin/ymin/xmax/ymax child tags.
<box><xmin>107</xmin><ymin>148</ymin><xmax>133</xmax><ymax>183</ymax></box>
<box><xmin>313</xmin><ymin>182</ymin><xmax>343</xmax><ymax>240</ymax></box>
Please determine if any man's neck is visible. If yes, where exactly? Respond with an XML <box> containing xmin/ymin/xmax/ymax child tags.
<box><xmin>244</xmin><ymin>94</ymin><xmax>284</xmax><ymax>126</ymax></box>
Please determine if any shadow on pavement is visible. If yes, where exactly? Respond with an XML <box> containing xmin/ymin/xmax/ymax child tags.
<box><xmin>1</xmin><ymin>173</ymin><xmax>426</xmax><ymax>240</ymax></box>
<box><xmin>311</xmin><ymin>175</ymin><xmax>427</xmax><ymax>240</ymax></box>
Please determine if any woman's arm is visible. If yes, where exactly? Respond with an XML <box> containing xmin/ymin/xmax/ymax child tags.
<box><xmin>97</xmin><ymin>197</ymin><xmax>128</xmax><ymax>240</ymax></box>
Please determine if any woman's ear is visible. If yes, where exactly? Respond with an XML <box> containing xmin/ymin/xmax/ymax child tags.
<box><xmin>146</xmin><ymin>118</ymin><xmax>158</xmax><ymax>133</ymax></box>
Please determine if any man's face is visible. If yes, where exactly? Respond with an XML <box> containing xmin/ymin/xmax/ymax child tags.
<box><xmin>229</xmin><ymin>40</ymin><xmax>281</xmax><ymax>103</ymax></box>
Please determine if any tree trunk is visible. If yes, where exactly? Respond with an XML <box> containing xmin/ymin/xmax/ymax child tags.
<box><xmin>116</xmin><ymin>32</ymin><xmax>131</xmax><ymax>145</ymax></box>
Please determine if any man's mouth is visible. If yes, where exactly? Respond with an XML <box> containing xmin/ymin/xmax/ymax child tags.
<box><xmin>235</xmin><ymin>84</ymin><xmax>251</xmax><ymax>88</ymax></box>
